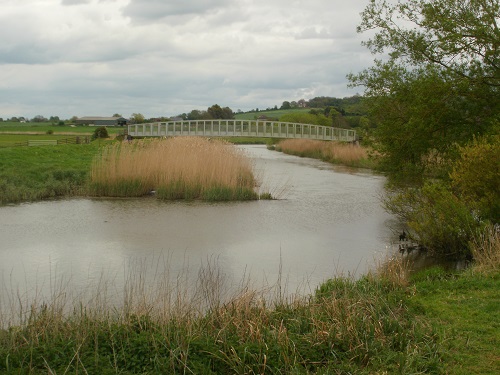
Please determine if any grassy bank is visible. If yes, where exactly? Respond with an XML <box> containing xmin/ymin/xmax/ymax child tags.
<box><xmin>274</xmin><ymin>139</ymin><xmax>377</xmax><ymax>169</ymax></box>
<box><xmin>0</xmin><ymin>121</ymin><xmax>123</xmax><ymax>136</ymax></box>
<box><xmin>1</xmin><ymin>232</ymin><xmax>498</xmax><ymax>374</ymax></box>
<box><xmin>0</xmin><ymin>143</ymin><xmax>100</xmax><ymax>204</ymax></box>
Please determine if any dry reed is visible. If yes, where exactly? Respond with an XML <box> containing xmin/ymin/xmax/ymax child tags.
<box><xmin>0</xmin><ymin>255</ymin><xmax>441</xmax><ymax>373</ymax></box>
<box><xmin>471</xmin><ymin>224</ymin><xmax>500</xmax><ymax>274</ymax></box>
<box><xmin>90</xmin><ymin>137</ymin><xmax>258</xmax><ymax>200</ymax></box>
<box><xmin>276</xmin><ymin>139</ymin><xmax>369</xmax><ymax>166</ymax></box>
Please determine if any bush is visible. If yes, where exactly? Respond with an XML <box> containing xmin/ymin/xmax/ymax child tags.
<box><xmin>384</xmin><ymin>181</ymin><xmax>487</xmax><ymax>259</ymax></box>
<box><xmin>91</xmin><ymin>126</ymin><xmax>109</xmax><ymax>140</ymax></box>
<box><xmin>450</xmin><ymin>135</ymin><xmax>500</xmax><ymax>223</ymax></box>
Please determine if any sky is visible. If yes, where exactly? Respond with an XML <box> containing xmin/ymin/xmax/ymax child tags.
<box><xmin>0</xmin><ymin>0</ymin><xmax>374</xmax><ymax>120</ymax></box>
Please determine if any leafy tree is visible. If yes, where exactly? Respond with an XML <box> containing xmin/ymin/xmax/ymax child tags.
<box><xmin>32</xmin><ymin>115</ymin><xmax>47</xmax><ymax>123</ymax></box>
<box><xmin>187</xmin><ymin>110</ymin><xmax>205</xmax><ymax>120</ymax></box>
<box><xmin>207</xmin><ymin>104</ymin><xmax>234</xmax><ymax>119</ymax></box>
<box><xmin>130</xmin><ymin>113</ymin><xmax>145</xmax><ymax>124</ymax></box>
<box><xmin>450</xmin><ymin>135</ymin><xmax>500</xmax><ymax>223</ymax></box>
<box><xmin>112</xmin><ymin>113</ymin><xmax>122</xmax><ymax>117</ymax></box>
<box><xmin>280</xmin><ymin>101</ymin><xmax>291</xmax><ymax>110</ymax></box>
<box><xmin>349</xmin><ymin>0</ymin><xmax>500</xmax><ymax>178</ymax></box>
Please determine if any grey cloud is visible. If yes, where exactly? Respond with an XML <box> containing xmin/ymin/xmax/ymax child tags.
<box><xmin>61</xmin><ymin>0</ymin><xmax>91</xmax><ymax>5</ymax></box>
<box><xmin>296</xmin><ymin>27</ymin><xmax>334</xmax><ymax>40</ymax></box>
<box><xmin>123</xmin><ymin>0</ymin><xmax>231</xmax><ymax>21</ymax></box>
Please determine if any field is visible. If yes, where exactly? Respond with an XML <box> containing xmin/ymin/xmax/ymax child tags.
<box><xmin>235</xmin><ymin>108</ymin><xmax>313</xmax><ymax>120</ymax></box>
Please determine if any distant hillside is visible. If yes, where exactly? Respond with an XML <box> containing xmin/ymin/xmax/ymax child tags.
<box><xmin>234</xmin><ymin>108</ymin><xmax>312</xmax><ymax>121</ymax></box>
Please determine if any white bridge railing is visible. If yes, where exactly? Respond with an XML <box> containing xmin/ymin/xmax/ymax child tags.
<box><xmin>127</xmin><ymin>120</ymin><xmax>356</xmax><ymax>142</ymax></box>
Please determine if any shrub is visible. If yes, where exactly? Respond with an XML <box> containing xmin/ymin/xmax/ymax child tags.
<box><xmin>384</xmin><ymin>181</ymin><xmax>487</xmax><ymax>259</ymax></box>
<box><xmin>91</xmin><ymin>126</ymin><xmax>109</xmax><ymax>140</ymax></box>
<box><xmin>450</xmin><ymin>135</ymin><xmax>500</xmax><ymax>223</ymax></box>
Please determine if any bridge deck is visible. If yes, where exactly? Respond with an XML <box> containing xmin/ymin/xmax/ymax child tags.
<box><xmin>128</xmin><ymin>120</ymin><xmax>356</xmax><ymax>142</ymax></box>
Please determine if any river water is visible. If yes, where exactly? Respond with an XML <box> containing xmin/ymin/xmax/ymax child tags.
<box><xmin>0</xmin><ymin>145</ymin><xmax>395</xmax><ymax>311</ymax></box>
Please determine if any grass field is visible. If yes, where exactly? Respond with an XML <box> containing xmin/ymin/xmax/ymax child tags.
<box><xmin>235</xmin><ymin>108</ymin><xmax>313</xmax><ymax>120</ymax></box>
<box><xmin>0</xmin><ymin>121</ymin><xmax>124</xmax><ymax>135</ymax></box>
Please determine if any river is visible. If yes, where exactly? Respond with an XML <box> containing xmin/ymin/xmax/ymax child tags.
<box><xmin>0</xmin><ymin>145</ymin><xmax>395</xmax><ymax>312</ymax></box>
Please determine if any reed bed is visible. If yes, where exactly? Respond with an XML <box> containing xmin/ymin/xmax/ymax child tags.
<box><xmin>90</xmin><ymin>137</ymin><xmax>259</xmax><ymax>201</ymax></box>
<box><xmin>471</xmin><ymin>224</ymin><xmax>500</xmax><ymax>274</ymax></box>
<box><xmin>275</xmin><ymin>139</ymin><xmax>373</xmax><ymax>168</ymax></box>
<box><xmin>0</xmin><ymin>257</ymin><xmax>443</xmax><ymax>374</ymax></box>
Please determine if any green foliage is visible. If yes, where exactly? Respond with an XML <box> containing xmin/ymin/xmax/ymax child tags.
<box><xmin>279</xmin><ymin>112</ymin><xmax>331</xmax><ymax>126</ymax></box>
<box><xmin>350</xmin><ymin>0</ymin><xmax>500</xmax><ymax>178</ymax></box>
<box><xmin>234</xmin><ymin>108</ymin><xmax>311</xmax><ymax>121</ymax></box>
<box><xmin>450</xmin><ymin>135</ymin><xmax>500</xmax><ymax>223</ymax></box>
<box><xmin>385</xmin><ymin>181</ymin><xmax>487</xmax><ymax>258</ymax></box>
<box><xmin>91</xmin><ymin>126</ymin><xmax>109</xmax><ymax>140</ymax></box>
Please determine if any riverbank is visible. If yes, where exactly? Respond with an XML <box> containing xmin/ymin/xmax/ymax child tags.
<box><xmin>273</xmin><ymin>138</ymin><xmax>378</xmax><ymax>169</ymax></box>
<box><xmin>0</xmin><ymin>248</ymin><xmax>498</xmax><ymax>374</ymax></box>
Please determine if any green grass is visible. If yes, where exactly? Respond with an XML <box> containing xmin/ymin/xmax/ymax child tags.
<box><xmin>235</xmin><ymin>108</ymin><xmax>314</xmax><ymax>121</ymax></box>
<box><xmin>408</xmin><ymin>267</ymin><xmax>500</xmax><ymax>374</ymax></box>
<box><xmin>0</xmin><ymin>142</ymin><xmax>102</xmax><ymax>204</ymax></box>
<box><xmin>0</xmin><ymin>121</ymin><xmax>124</xmax><ymax>135</ymax></box>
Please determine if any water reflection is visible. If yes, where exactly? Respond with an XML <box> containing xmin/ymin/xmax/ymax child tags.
<box><xmin>1</xmin><ymin>145</ymin><xmax>394</xmax><ymax>305</ymax></box>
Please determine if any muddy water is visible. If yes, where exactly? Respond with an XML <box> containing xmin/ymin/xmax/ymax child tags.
<box><xmin>0</xmin><ymin>145</ymin><xmax>394</xmax><ymax>306</ymax></box>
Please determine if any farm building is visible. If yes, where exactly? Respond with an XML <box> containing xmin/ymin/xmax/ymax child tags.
<box><xmin>75</xmin><ymin>116</ymin><xmax>128</xmax><ymax>126</ymax></box>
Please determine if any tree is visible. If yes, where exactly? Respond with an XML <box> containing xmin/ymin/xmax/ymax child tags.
<box><xmin>91</xmin><ymin>126</ymin><xmax>109</xmax><ymax>140</ymax></box>
<box><xmin>112</xmin><ymin>113</ymin><xmax>122</xmax><ymax>117</ymax></box>
<box><xmin>349</xmin><ymin>0</ymin><xmax>500</xmax><ymax>178</ymax></box>
<box><xmin>32</xmin><ymin>115</ymin><xmax>47</xmax><ymax>122</ymax></box>
<box><xmin>280</xmin><ymin>101</ymin><xmax>291</xmax><ymax>110</ymax></box>
<box><xmin>187</xmin><ymin>109</ymin><xmax>205</xmax><ymax>120</ymax></box>
<box><xmin>207</xmin><ymin>104</ymin><xmax>234</xmax><ymax>119</ymax></box>
<box><xmin>130</xmin><ymin>113</ymin><xmax>145</xmax><ymax>124</ymax></box>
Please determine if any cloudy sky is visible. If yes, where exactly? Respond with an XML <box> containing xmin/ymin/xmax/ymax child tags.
<box><xmin>1</xmin><ymin>0</ymin><xmax>373</xmax><ymax>120</ymax></box>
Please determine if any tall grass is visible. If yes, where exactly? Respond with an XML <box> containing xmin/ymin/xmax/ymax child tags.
<box><xmin>0</xmin><ymin>257</ymin><xmax>443</xmax><ymax>374</ymax></box>
<box><xmin>471</xmin><ymin>224</ymin><xmax>500</xmax><ymax>274</ymax></box>
<box><xmin>275</xmin><ymin>139</ymin><xmax>374</xmax><ymax>168</ymax></box>
<box><xmin>90</xmin><ymin>137</ymin><xmax>260</xmax><ymax>201</ymax></box>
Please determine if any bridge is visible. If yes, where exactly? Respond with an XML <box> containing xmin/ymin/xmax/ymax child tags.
<box><xmin>127</xmin><ymin>120</ymin><xmax>356</xmax><ymax>142</ymax></box>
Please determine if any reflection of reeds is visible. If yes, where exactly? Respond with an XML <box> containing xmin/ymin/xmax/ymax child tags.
<box><xmin>276</xmin><ymin>139</ymin><xmax>371</xmax><ymax>167</ymax></box>
<box><xmin>90</xmin><ymin>137</ymin><xmax>258</xmax><ymax>200</ymax></box>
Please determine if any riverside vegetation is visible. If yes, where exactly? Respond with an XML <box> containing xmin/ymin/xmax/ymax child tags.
<box><xmin>273</xmin><ymin>139</ymin><xmax>375</xmax><ymax>169</ymax></box>
<box><xmin>0</xmin><ymin>137</ymin><xmax>269</xmax><ymax>204</ymax></box>
<box><xmin>0</xmin><ymin>226</ymin><xmax>498</xmax><ymax>374</ymax></box>
<box><xmin>90</xmin><ymin>137</ymin><xmax>261</xmax><ymax>201</ymax></box>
